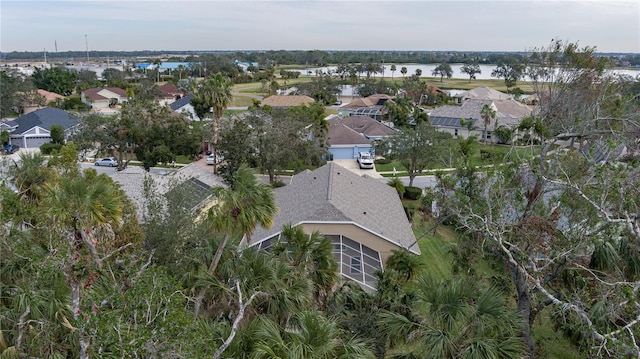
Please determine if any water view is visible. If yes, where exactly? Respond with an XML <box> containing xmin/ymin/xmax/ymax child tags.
<box><xmin>294</xmin><ymin>64</ymin><xmax>640</xmax><ymax>81</ymax></box>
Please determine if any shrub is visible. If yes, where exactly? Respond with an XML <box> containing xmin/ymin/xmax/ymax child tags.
<box><xmin>387</xmin><ymin>177</ymin><xmax>405</xmax><ymax>198</ymax></box>
<box><xmin>403</xmin><ymin>202</ymin><xmax>417</xmax><ymax>222</ymax></box>
<box><xmin>40</xmin><ymin>142</ymin><xmax>63</xmax><ymax>154</ymax></box>
<box><xmin>403</xmin><ymin>186</ymin><xmax>422</xmax><ymax>200</ymax></box>
<box><xmin>375</xmin><ymin>158</ymin><xmax>391</xmax><ymax>165</ymax></box>
<box><xmin>271</xmin><ymin>180</ymin><xmax>286</xmax><ymax>188</ymax></box>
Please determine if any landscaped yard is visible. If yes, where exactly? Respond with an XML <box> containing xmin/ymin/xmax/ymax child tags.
<box><xmin>376</xmin><ymin>143</ymin><xmax>541</xmax><ymax>175</ymax></box>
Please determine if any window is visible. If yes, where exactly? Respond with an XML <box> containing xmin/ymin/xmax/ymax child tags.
<box><xmin>486</xmin><ymin>132</ymin><xmax>492</xmax><ymax>140</ymax></box>
<box><xmin>454</xmin><ymin>128</ymin><xmax>458</xmax><ymax>137</ymax></box>
<box><xmin>350</xmin><ymin>257</ymin><xmax>361</xmax><ymax>274</ymax></box>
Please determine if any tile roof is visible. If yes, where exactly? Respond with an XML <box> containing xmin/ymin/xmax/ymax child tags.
<box><xmin>37</xmin><ymin>89</ymin><xmax>65</xmax><ymax>102</ymax></box>
<box><xmin>82</xmin><ymin>87</ymin><xmax>128</xmax><ymax>101</ymax></box>
<box><xmin>158</xmin><ymin>83</ymin><xmax>183</xmax><ymax>98</ymax></box>
<box><xmin>6</xmin><ymin>107</ymin><xmax>79</xmax><ymax>134</ymax></box>
<box><xmin>261</xmin><ymin>95</ymin><xmax>315</xmax><ymax>107</ymax></box>
<box><xmin>252</xmin><ymin>162</ymin><xmax>419</xmax><ymax>254</ymax></box>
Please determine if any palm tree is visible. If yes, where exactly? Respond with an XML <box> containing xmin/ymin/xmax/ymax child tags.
<box><xmin>401</xmin><ymin>66</ymin><xmax>407</xmax><ymax>77</ymax></box>
<box><xmin>198</xmin><ymin>72</ymin><xmax>233</xmax><ymax>173</ymax></box>
<box><xmin>9</xmin><ymin>152</ymin><xmax>54</xmax><ymax>206</ymax></box>
<box><xmin>273</xmin><ymin>225</ymin><xmax>339</xmax><ymax>308</ymax></box>
<box><xmin>377</xmin><ymin>275</ymin><xmax>526</xmax><ymax>359</ymax></box>
<box><xmin>42</xmin><ymin>172</ymin><xmax>124</xmax><ymax>359</ymax></box>
<box><xmin>390</xmin><ymin>64</ymin><xmax>396</xmax><ymax>80</ymax></box>
<box><xmin>415</xmin><ymin>68</ymin><xmax>422</xmax><ymax>77</ymax></box>
<box><xmin>251</xmin><ymin>311</ymin><xmax>375</xmax><ymax>359</ymax></box>
<box><xmin>193</xmin><ymin>166</ymin><xmax>277</xmax><ymax>317</ymax></box>
<box><xmin>480</xmin><ymin>104</ymin><xmax>497</xmax><ymax>143</ymax></box>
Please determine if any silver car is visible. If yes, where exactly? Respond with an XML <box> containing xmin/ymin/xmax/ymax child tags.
<box><xmin>94</xmin><ymin>157</ymin><xmax>118</xmax><ymax>167</ymax></box>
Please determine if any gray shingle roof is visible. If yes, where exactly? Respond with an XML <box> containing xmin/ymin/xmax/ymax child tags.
<box><xmin>339</xmin><ymin>115</ymin><xmax>396</xmax><ymax>138</ymax></box>
<box><xmin>170</xmin><ymin>94</ymin><xmax>195</xmax><ymax>111</ymax></box>
<box><xmin>252</xmin><ymin>162</ymin><xmax>419</xmax><ymax>254</ymax></box>
<box><xmin>6</xmin><ymin>107</ymin><xmax>79</xmax><ymax>135</ymax></box>
<box><xmin>429</xmin><ymin>99</ymin><xmax>532</xmax><ymax>130</ymax></box>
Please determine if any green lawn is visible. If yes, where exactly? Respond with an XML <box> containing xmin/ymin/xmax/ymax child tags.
<box><xmin>376</xmin><ymin>143</ymin><xmax>540</xmax><ymax>173</ymax></box>
<box><xmin>412</xmin><ymin>217</ymin><xmax>456</xmax><ymax>280</ymax></box>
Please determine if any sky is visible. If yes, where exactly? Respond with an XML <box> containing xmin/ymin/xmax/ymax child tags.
<box><xmin>1</xmin><ymin>0</ymin><xmax>639</xmax><ymax>53</ymax></box>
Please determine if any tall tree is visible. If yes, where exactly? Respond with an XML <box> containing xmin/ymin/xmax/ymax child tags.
<box><xmin>42</xmin><ymin>171</ymin><xmax>124</xmax><ymax>359</ymax></box>
<box><xmin>480</xmin><ymin>103</ymin><xmax>497</xmax><ymax>143</ymax></box>
<box><xmin>198</xmin><ymin>73</ymin><xmax>233</xmax><ymax>173</ymax></box>
<box><xmin>460</xmin><ymin>63</ymin><xmax>481</xmax><ymax>82</ymax></box>
<box><xmin>400</xmin><ymin>66</ymin><xmax>407</xmax><ymax>77</ymax></box>
<box><xmin>491</xmin><ymin>58</ymin><xmax>525</xmax><ymax>90</ymax></box>
<box><xmin>31</xmin><ymin>66</ymin><xmax>77</xmax><ymax>96</ymax></box>
<box><xmin>379</xmin><ymin>122</ymin><xmax>443</xmax><ymax>187</ymax></box>
<box><xmin>431</xmin><ymin>63</ymin><xmax>453</xmax><ymax>82</ymax></box>
<box><xmin>390</xmin><ymin>64</ymin><xmax>396</xmax><ymax>79</ymax></box>
<box><xmin>442</xmin><ymin>40</ymin><xmax>640</xmax><ymax>357</ymax></box>
<box><xmin>193</xmin><ymin>166</ymin><xmax>277</xmax><ymax>317</ymax></box>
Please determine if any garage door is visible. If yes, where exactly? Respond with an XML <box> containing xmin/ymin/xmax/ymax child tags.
<box><xmin>25</xmin><ymin>136</ymin><xmax>51</xmax><ymax>149</ymax></box>
<box><xmin>329</xmin><ymin>147</ymin><xmax>354</xmax><ymax>160</ymax></box>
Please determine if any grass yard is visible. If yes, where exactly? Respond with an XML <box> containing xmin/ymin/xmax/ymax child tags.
<box><xmin>412</xmin><ymin>216</ymin><xmax>456</xmax><ymax>280</ymax></box>
<box><xmin>376</xmin><ymin>143</ymin><xmax>540</xmax><ymax>174</ymax></box>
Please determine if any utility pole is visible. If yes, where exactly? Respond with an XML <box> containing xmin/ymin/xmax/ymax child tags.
<box><xmin>84</xmin><ymin>34</ymin><xmax>89</xmax><ymax>65</ymax></box>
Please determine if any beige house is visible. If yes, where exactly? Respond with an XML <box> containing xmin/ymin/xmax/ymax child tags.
<box><xmin>81</xmin><ymin>87</ymin><xmax>128</xmax><ymax>111</ymax></box>
<box><xmin>250</xmin><ymin>163</ymin><xmax>419</xmax><ymax>291</ymax></box>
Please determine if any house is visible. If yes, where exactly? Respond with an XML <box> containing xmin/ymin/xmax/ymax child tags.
<box><xmin>250</xmin><ymin>162</ymin><xmax>420</xmax><ymax>291</ymax></box>
<box><xmin>15</xmin><ymin>89</ymin><xmax>66</xmax><ymax>114</ymax></box>
<box><xmin>337</xmin><ymin>94</ymin><xmax>394</xmax><ymax>121</ymax></box>
<box><xmin>158</xmin><ymin>83</ymin><xmax>184</xmax><ymax>106</ymax></box>
<box><xmin>81</xmin><ymin>87</ymin><xmax>128</xmax><ymax>111</ymax></box>
<box><xmin>261</xmin><ymin>95</ymin><xmax>315</xmax><ymax>108</ymax></box>
<box><xmin>1</xmin><ymin>107</ymin><xmax>79</xmax><ymax>148</ymax></box>
<box><xmin>111</xmin><ymin>162</ymin><xmax>225</xmax><ymax>221</ymax></box>
<box><xmin>170</xmin><ymin>94</ymin><xmax>201</xmax><ymax>121</ymax></box>
<box><xmin>327</xmin><ymin>115</ymin><xmax>396</xmax><ymax>159</ymax></box>
<box><xmin>454</xmin><ymin>86</ymin><xmax>512</xmax><ymax>104</ymax></box>
<box><xmin>429</xmin><ymin>98</ymin><xmax>533</xmax><ymax>141</ymax></box>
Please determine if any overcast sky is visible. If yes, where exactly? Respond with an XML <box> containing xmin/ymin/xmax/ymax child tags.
<box><xmin>1</xmin><ymin>0</ymin><xmax>638</xmax><ymax>53</ymax></box>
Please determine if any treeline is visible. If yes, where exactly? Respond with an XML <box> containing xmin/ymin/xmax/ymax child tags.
<box><xmin>5</xmin><ymin>49</ymin><xmax>640</xmax><ymax>67</ymax></box>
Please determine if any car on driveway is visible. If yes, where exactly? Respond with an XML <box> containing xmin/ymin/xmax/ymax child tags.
<box><xmin>94</xmin><ymin>157</ymin><xmax>118</xmax><ymax>167</ymax></box>
<box><xmin>3</xmin><ymin>144</ymin><xmax>19</xmax><ymax>154</ymax></box>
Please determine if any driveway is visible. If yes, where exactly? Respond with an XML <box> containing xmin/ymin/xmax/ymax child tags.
<box><xmin>332</xmin><ymin>159</ymin><xmax>383</xmax><ymax>179</ymax></box>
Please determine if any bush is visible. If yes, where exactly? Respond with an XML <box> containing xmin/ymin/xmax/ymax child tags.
<box><xmin>40</xmin><ymin>142</ymin><xmax>63</xmax><ymax>154</ymax></box>
<box><xmin>403</xmin><ymin>186</ymin><xmax>423</xmax><ymax>200</ymax></box>
<box><xmin>403</xmin><ymin>202</ymin><xmax>417</xmax><ymax>222</ymax></box>
<box><xmin>271</xmin><ymin>180</ymin><xmax>286</xmax><ymax>188</ymax></box>
<box><xmin>375</xmin><ymin>158</ymin><xmax>391</xmax><ymax>165</ymax></box>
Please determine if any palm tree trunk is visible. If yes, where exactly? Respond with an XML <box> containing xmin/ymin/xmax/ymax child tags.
<box><xmin>213</xmin><ymin>115</ymin><xmax>219</xmax><ymax>174</ymax></box>
<box><xmin>193</xmin><ymin>232</ymin><xmax>229</xmax><ymax>317</ymax></box>
<box><xmin>510</xmin><ymin>263</ymin><xmax>535</xmax><ymax>358</ymax></box>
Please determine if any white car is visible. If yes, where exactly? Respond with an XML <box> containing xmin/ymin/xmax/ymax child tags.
<box><xmin>206</xmin><ymin>154</ymin><xmax>215</xmax><ymax>165</ymax></box>
<box><xmin>94</xmin><ymin>157</ymin><xmax>118</xmax><ymax>167</ymax></box>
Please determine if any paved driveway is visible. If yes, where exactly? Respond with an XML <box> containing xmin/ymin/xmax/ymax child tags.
<box><xmin>331</xmin><ymin>159</ymin><xmax>383</xmax><ymax>179</ymax></box>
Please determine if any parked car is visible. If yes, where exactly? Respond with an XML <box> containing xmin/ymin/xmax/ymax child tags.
<box><xmin>94</xmin><ymin>157</ymin><xmax>118</xmax><ymax>167</ymax></box>
<box><xmin>206</xmin><ymin>153</ymin><xmax>224</xmax><ymax>165</ymax></box>
<box><xmin>357</xmin><ymin>151</ymin><xmax>374</xmax><ymax>169</ymax></box>
<box><xmin>3</xmin><ymin>144</ymin><xmax>19</xmax><ymax>154</ymax></box>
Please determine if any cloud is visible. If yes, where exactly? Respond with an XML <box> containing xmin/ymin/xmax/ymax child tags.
<box><xmin>1</xmin><ymin>0</ymin><xmax>638</xmax><ymax>52</ymax></box>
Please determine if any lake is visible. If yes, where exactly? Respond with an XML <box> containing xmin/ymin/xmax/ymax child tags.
<box><xmin>292</xmin><ymin>64</ymin><xmax>640</xmax><ymax>81</ymax></box>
